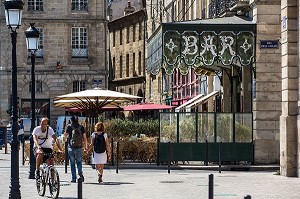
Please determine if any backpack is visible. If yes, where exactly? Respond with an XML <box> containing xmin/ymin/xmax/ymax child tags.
<box><xmin>69</xmin><ymin>125</ymin><xmax>83</xmax><ymax>148</ymax></box>
<box><xmin>94</xmin><ymin>132</ymin><xmax>106</xmax><ymax>153</ymax></box>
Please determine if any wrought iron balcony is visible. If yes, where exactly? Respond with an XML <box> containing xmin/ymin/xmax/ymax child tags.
<box><xmin>208</xmin><ymin>0</ymin><xmax>249</xmax><ymax>18</ymax></box>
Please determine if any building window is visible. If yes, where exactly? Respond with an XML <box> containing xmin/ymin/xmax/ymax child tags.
<box><xmin>72</xmin><ymin>0</ymin><xmax>88</xmax><ymax>11</ymax></box>
<box><xmin>150</xmin><ymin>76</ymin><xmax>153</xmax><ymax>99</ymax></box>
<box><xmin>28</xmin><ymin>0</ymin><xmax>44</xmax><ymax>11</ymax></box>
<box><xmin>133</xmin><ymin>24</ymin><xmax>136</xmax><ymax>42</ymax></box>
<box><xmin>138</xmin><ymin>51</ymin><xmax>142</xmax><ymax>75</ymax></box>
<box><xmin>113</xmin><ymin>31</ymin><xmax>115</xmax><ymax>47</ymax></box>
<box><xmin>36</xmin><ymin>28</ymin><xmax>44</xmax><ymax>57</ymax></box>
<box><xmin>139</xmin><ymin>22</ymin><xmax>142</xmax><ymax>40</ymax></box>
<box><xmin>29</xmin><ymin>80</ymin><xmax>43</xmax><ymax>93</ymax></box>
<box><xmin>132</xmin><ymin>53</ymin><xmax>136</xmax><ymax>75</ymax></box>
<box><xmin>127</xmin><ymin>26</ymin><xmax>130</xmax><ymax>43</ymax></box>
<box><xmin>72</xmin><ymin>27</ymin><xmax>88</xmax><ymax>58</ymax></box>
<box><xmin>120</xmin><ymin>29</ymin><xmax>123</xmax><ymax>45</ymax></box>
<box><xmin>126</xmin><ymin>54</ymin><xmax>129</xmax><ymax>77</ymax></box>
<box><xmin>113</xmin><ymin>57</ymin><xmax>115</xmax><ymax>79</ymax></box>
<box><xmin>73</xmin><ymin>80</ymin><xmax>86</xmax><ymax>92</ymax></box>
<box><xmin>158</xmin><ymin>77</ymin><xmax>161</xmax><ymax>94</ymax></box>
<box><xmin>129</xmin><ymin>87</ymin><xmax>132</xmax><ymax>95</ymax></box>
<box><xmin>120</xmin><ymin>56</ymin><xmax>123</xmax><ymax>78</ymax></box>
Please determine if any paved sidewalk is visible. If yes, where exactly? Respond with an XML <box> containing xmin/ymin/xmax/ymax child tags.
<box><xmin>0</xmin><ymin>148</ymin><xmax>298</xmax><ymax>199</ymax></box>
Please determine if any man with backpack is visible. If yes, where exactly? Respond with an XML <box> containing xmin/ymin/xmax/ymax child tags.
<box><xmin>64</xmin><ymin>115</ymin><xmax>88</xmax><ymax>183</ymax></box>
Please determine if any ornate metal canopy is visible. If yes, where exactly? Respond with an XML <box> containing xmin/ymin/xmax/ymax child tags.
<box><xmin>147</xmin><ymin>16</ymin><xmax>256</xmax><ymax>75</ymax></box>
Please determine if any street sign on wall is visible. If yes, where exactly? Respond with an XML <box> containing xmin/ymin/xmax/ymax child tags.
<box><xmin>260</xmin><ymin>40</ymin><xmax>279</xmax><ymax>49</ymax></box>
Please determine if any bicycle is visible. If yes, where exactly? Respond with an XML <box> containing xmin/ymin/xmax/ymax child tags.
<box><xmin>36</xmin><ymin>152</ymin><xmax>60</xmax><ymax>199</ymax></box>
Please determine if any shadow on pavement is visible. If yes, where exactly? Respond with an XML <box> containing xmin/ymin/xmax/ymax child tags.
<box><xmin>84</xmin><ymin>182</ymin><xmax>135</xmax><ymax>185</ymax></box>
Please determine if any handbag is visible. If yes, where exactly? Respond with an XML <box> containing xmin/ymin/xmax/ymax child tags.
<box><xmin>33</xmin><ymin>127</ymin><xmax>49</xmax><ymax>157</ymax></box>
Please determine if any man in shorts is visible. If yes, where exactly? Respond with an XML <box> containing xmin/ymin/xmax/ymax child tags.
<box><xmin>33</xmin><ymin>117</ymin><xmax>62</xmax><ymax>178</ymax></box>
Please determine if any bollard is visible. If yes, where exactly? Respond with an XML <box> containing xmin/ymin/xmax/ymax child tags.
<box><xmin>218</xmin><ymin>142</ymin><xmax>221</xmax><ymax>173</ymax></box>
<box><xmin>167</xmin><ymin>141</ymin><xmax>170</xmax><ymax>174</ymax></box>
<box><xmin>64</xmin><ymin>141</ymin><xmax>68</xmax><ymax>173</ymax></box>
<box><xmin>244</xmin><ymin>195</ymin><xmax>251</xmax><ymax>199</ymax></box>
<box><xmin>156</xmin><ymin>137</ymin><xmax>160</xmax><ymax>166</ymax></box>
<box><xmin>205</xmin><ymin>139</ymin><xmax>208</xmax><ymax>166</ymax></box>
<box><xmin>78</xmin><ymin>177</ymin><xmax>83</xmax><ymax>199</ymax></box>
<box><xmin>116</xmin><ymin>141</ymin><xmax>119</xmax><ymax>174</ymax></box>
<box><xmin>111</xmin><ymin>137</ymin><xmax>114</xmax><ymax>166</ymax></box>
<box><xmin>208</xmin><ymin>174</ymin><xmax>213</xmax><ymax>199</ymax></box>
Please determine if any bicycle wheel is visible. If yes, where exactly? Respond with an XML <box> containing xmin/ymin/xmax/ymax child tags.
<box><xmin>36</xmin><ymin>169</ymin><xmax>46</xmax><ymax>196</ymax></box>
<box><xmin>49</xmin><ymin>168</ymin><xmax>60</xmax><ymax>199</ymax></box>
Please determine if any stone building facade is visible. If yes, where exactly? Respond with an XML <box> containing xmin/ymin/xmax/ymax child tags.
<box><xmin>108</xmin><ymin>7</ymin><xmax>146</xmax><ymax>102</ymax></box>
<box><xmin>0</xmin><ymin>1</ymin><xmax>107</xmax><ymax>127</ymax></box>
<box><xmin>280</xmin><ymin>0</ymin><xmax>299</xmax><ymax>177</ymax></box>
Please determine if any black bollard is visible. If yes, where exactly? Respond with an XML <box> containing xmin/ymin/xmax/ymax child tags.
<box><xmin>244</xmin><ymin>195</ymin><xmax>251</xmax><ymax>199</ymax></box>
<box><xmin>78</xmin><ymin>177</ymin><xmax>83</xmax><ymax>199</ymax></box>
<box><xmin>64</xmin><ymin>141</ymin><xmax>68</xmax><ymax>173</ymax></box>
<box><xmin>111</xmin><ymin>137</ymin><xmax>114</xmax><ymax>166</ymax></box>
<box><xmin>156</xmin><ymin>137</ymin><xmax>160</xmax><ymax>166</ymax></box>
<box><xmin>205</xmin><ymin>139</ymin><xmax>208</xmax><ymax>166</ymax></box>
<box><xmin>167</xmin><ymin>141</ymin><xmax>170</xmax><ymax>174</ymax></box>
<box><xmin>116</xmin><ymin>141</ymin><xmax>119</xmax><ymax>174</ymax></box>
<box><xmin>218</xmin><ymin>142</ymin><xmax>221</xmax><ymax>173</ymax></box>
<box><xmin>209</xmin><ymin>174</ymin><xmax>213</xmax><ymax>199</ymax></box>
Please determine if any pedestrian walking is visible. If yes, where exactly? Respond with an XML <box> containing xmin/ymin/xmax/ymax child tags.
<box><xmin>64</xmin><ymin>115</ymin><xmax>88</xmax><ymax>183</ymax></box>
<box><xmin>17</xmin><ymin>119</ymin><xmax>24</xmax><ymax>144</ymax></box>
<box><xmin>88</xmin><ymin>122</ymin><xmax>111</xmax><ymax>183</ymax></box>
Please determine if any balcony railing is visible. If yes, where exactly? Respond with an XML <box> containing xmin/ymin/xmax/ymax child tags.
<box><xmin>208</xmin><ymin>0</ymin><xmax>249</xmax><ymax>18</ymax></box>
<box><xmin>72</xmin><ymin>48</ymin><xmax>88</xmax><ymax>58</ymax></box>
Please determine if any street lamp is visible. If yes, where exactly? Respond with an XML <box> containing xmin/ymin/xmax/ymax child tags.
<box><xmin>24</xmin><ymin>23</ymin><xmax>40</xmax><ymax>179</ymax></box>
<box><xmin>3</xmin><ymin>0</ymin><xmax>24</xmax><ymax>198</ymax></box>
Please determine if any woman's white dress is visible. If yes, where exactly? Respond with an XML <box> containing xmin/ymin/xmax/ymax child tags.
<box><xmin>92</xmin><ymin>132</ymin><xmax>108</xmax><ymax>164</ymax></box>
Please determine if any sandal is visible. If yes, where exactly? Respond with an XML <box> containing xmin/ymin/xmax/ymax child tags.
<box><xmin>98</xmin><ymin>174</ymin><xmax>103</xmax><ymax>183</ymax></box>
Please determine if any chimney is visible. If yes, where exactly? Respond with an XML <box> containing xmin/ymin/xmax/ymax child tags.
<box><xmin>124</xmin><ymin>1</ymin><xmax>135</xmax><ymax>15</ymax></box>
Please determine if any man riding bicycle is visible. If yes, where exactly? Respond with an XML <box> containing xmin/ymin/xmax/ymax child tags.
<box><xmin>33</xmin><ymin>117</ymin><xmax>62</xmax><ymax>178</ymax></box>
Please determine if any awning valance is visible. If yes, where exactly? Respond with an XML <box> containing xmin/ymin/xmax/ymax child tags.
<box><xmin>147</xmin><ymin>16</ymin><xmax>256</xmax><ymax>76</ymax></box>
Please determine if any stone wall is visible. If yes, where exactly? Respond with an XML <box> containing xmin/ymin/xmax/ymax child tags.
<box><xmin>252</xmin><ymin>0</ymin><xmax>282</xmax><ymax>164</ymax></box>
<box><xmin>280</xmin><ymin>0</ymin><xmax>299</xmax><ymax>177</ymax></box>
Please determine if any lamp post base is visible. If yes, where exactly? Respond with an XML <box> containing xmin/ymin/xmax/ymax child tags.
<box><xmin>29</xmin><ymin>135</ymin><xmax>36</xmax><ymax>179</ymax></box>
<box><xmin>9</xmin><ymin>140</ymin><xmax>21</xmax><ymax>199</ymax></box>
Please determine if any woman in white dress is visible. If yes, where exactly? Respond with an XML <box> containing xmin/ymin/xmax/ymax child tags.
<box><xmin>89</xmin><ymin>122</ymin><xmax>111</xmax><ymax>183</ymax></box>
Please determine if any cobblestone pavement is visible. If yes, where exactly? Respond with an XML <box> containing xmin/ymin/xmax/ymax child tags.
<box><xmin>0</xmin><ymin>148</ymin><xmax>299</xmax><ymax>199</ymax></box>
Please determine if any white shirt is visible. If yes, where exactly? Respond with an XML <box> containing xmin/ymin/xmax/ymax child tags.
<box><xmin>32</xmin><ymin>126</ymin><xmax>55</xmax><ymax>149</ymax></box>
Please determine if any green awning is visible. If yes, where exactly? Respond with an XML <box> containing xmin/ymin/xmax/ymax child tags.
<box><xmin>146</xmin><ymin>16</ymin><xmax>256</xmax><ymax>75</ymax></box>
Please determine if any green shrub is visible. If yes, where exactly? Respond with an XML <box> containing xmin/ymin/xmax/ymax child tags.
<box><xmin>104</xmin><ymin>119</ymin><xmax>159</xmax><ymax>138</ymax></box>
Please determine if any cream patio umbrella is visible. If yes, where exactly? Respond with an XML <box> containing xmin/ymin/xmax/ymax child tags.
<box><xmin>54</xmin><ymin>87</ymin><xmax>141</xmax><ymax>112</ymax></box>
<box><xmin>53</xmin><ymin>88</ymin><xmax>141</xmax><ymax>126</ymax></box>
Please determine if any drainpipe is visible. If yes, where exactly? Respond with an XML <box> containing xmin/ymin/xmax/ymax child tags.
<box><xmin>104</xmin><ymin>0</ymin><xmax>108</xmax><ymax>89</ymax></box>
<box><xmin>143</xmin><ymin>5</ymin><xmax>147</xmax><ymax>101</ymax></box>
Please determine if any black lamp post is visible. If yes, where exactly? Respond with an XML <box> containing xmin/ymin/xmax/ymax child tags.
<box><xmin>25</xmin><ymin>23</ymin><xmax>40</xmax><ymax>179</ymax></box>
<box><xmin>3</xmin><ymin>0</ymin><xmax>24</xmax><ymax>198</ymax></box>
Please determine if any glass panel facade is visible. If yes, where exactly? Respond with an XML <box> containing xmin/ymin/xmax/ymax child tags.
<box><xmin>178</xmin><ymin>113</ymin><xmax>196</xmax><ymax>143</ymax></box>
<box><xmin>160</xmin><ymin>112</ymin><xmax>177</xmax><ymax>143</ymax></box>
<box><xmin>235</xmin><ymin>113</ymin><xmax>252</xmax><ymax>142</ymax></box>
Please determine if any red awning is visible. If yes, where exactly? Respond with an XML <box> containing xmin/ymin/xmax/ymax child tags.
<box><xmin>123</xmin><ymin>102</ymin><xmax>175</xmax><ymax>111</ymax></box>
